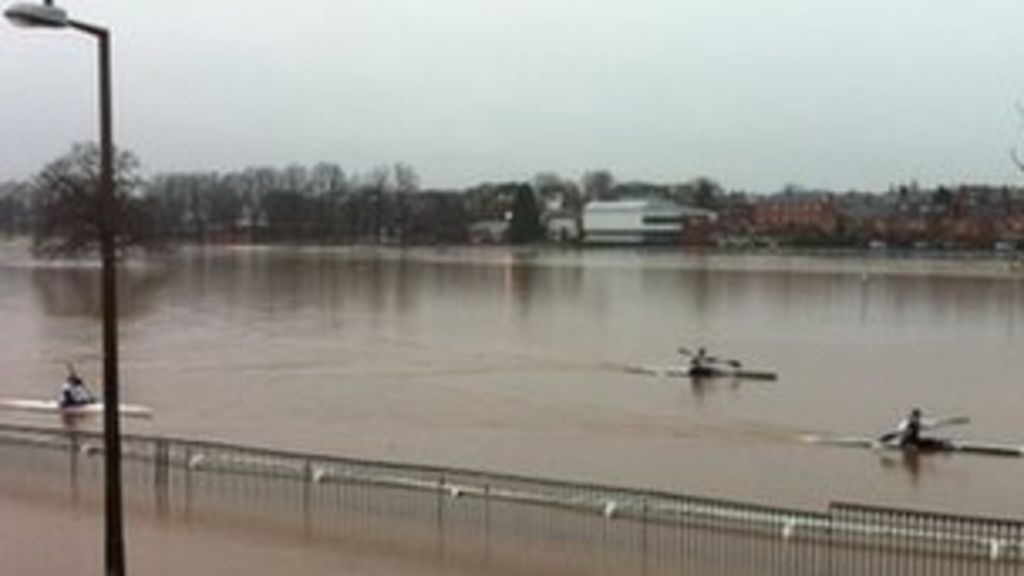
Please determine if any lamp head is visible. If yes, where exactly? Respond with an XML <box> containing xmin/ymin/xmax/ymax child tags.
<box><xmin>4</xmin><ymin>1</ymin><xmax>68</xmax><ymax>28</ymax></box>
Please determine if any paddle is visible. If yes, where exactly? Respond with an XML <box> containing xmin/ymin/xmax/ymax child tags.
<box><xmin>702</xmin><ymin>355</ymin><xmax>744</xmax><ymax>370</ymax></box>
<box><xmin>678</xmin><ymin>347</ymin><xmax>752</xmax><ymax>373</ymax></box>
<box><xmin>678</xmin><ymin>347</ymin><xmax>739</xmax><ymax>364</ymax></box>
<box><xmin>924</xmin><ymin>416</ymin><xmax>971</xmax><ymax>430</ymax></box>
<box><xmin>877</xmin><ymin>430</ymin><xmax>901</xmax><ymax>444</ymax></box>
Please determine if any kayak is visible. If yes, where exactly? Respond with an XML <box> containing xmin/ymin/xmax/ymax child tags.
<box><xmin>0</xmin><ymin>399</ymin><xmax>153</xmax><ymax>418</ymax></box>
<box><xmin>802</xmin><ymin>434</ymin><xmax>1024</xmax><ymax>458</ymax></box>
<box><xmin>625</xmin><ymin>365</ymin><xmax>778</xmax><ymax>381</ymax></box>
<box><xmin>670</xmin><ymin>366</ymin><xmax>777</xmax><ymax>381</ymax></box>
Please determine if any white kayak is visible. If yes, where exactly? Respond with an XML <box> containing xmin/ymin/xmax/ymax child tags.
<box><xmin>624</xmin><ymin>364</ymin><xmax>778</xmax><ymax>381</ymax></box>
<box><xmin>0</xmin><ymin>399</ymin><xmax>153</xmax><ymax>418</ymax></box>
<box><xmin>801</xmin><ymin>433</ymin><xmax>1024</xmax><ymax>458</ymax></box>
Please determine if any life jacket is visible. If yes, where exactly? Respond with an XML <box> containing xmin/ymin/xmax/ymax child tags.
<box><xmin>59</xmin><ymin>383</ymin><xmax>77</xmax><ymax>407</ymax></box>
<box><xmin>61</xmin><ymin>382</ymin><xmax>91</xmax><ymax>406</ymax></box>
<box><xmin>897</xmin><ymin>416</ymin><xmax>922</xmax><ymax>446</ymax></box>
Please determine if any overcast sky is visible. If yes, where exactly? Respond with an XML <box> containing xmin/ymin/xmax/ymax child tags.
<box><xmin>2</xmin><ymin>0</ymin><xmax>1024</xmax><ymax>192</ymax></box>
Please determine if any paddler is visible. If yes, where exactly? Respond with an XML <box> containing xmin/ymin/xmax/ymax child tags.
<box><xmin>688</xmin><ymin>347</ymin><xmax>714</xmax><ymax>377</ymax></box>
<box><xmin>59</xmin><ymin>372</ymin><xmax>95</xmax><ymax>407</ymax></box>
<box><xmin>894</xmin><ymin>407</ymin><xmax>923</xmax><ymax>448</ymax></box>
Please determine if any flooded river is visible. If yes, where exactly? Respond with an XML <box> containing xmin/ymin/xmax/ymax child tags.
<box><xmin>2</xmin><ymin>243</ymin><xmax>1024</xmax><ymax>521</ymax></box>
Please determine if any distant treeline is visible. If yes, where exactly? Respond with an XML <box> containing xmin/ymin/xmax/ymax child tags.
<box><xmin>4</xmin><ymin>143</ymin><xmax>1021</xmax><ymax>255</ymax></box>
<box><xmin>0</xmin><ymin>145</ymin><xmax>541</xmax><ymax>252</ymax></box>
<box><xmin>0</xmin><ymin>143</ymin><xmax>728</xmax><ymax>254</ymax></box>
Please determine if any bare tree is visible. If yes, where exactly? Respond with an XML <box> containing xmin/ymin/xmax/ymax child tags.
<box><xmin>393</xmin><ymin>162</ymin><xmax>419</xmax><ymax>194</ymax></box>
<box><xmin>0</xmin><ymin>181</ymin><xmax>32</xmax><ymax>236</ymax></box>
<box><xmin>581</xmin><ymin>169</ymin><xmax>615</xmax><ymax>201</ymax></box>
<box><xmin>282</xmin><ymin>163</ymin><xmax>310</xmax><ymax>195</ymax></box>
<box><xmin>361</xmin><ymin>165</ymin><xmax>392</xmax><ymax>243</ymax></box>
<box><xmin>1013</xmin><ymin>101</ymin><xmax>1024</xmax><ymax>172</ymax></box>
<box><xmin>310</xmin><ymin>162</ymin><xmax>347</xmax><ymax>196</ymax></box>
<box><xmin>392</xmin><ymin>163</ymin><xmax>420</xmax><ymax>243</ymax></box>
<box><xmin>31</xmin><ymin>142</ymin><xmax>162</xmax><ymax>257</ymax></box>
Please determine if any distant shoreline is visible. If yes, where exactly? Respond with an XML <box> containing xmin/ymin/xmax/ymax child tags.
<box><xmin>2</xmin><ymin>237</ymin><xmax>1022</xmax><ymax>280</ymax></box>
<box><xmin>187</xmin><ymin>242</ymin><xmax>1024</xmax><ymax>281</ymax></box>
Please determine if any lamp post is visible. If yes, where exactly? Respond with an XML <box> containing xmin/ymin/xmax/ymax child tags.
<box><xmin>4</xmin><ymin>2</ymin><xmax>125</xmax><ymax>574</ymax></box>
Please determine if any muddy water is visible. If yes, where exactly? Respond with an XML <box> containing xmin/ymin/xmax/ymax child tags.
<box><xmin>2</xmin><ymin>245</ymin><xmax>1023</xmax><ymax>541</ymax></box>
<box><xmin>0</xmin><ymin>479</ymin><xmax>497</xmax><ymax>576</ymax></box>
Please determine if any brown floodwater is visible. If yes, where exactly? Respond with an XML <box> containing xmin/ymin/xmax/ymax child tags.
<box><xmin>0</xmin><ymin>473</ymin><xmax>503</xmax><ymax>576</ymax></box>
<box><xmin>2</xmin><ymin>243</ymin><xmax>1024</xmax><ymax>570</ymax></box>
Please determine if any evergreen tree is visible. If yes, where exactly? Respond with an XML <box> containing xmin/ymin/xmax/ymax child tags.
<box><xmin>506</xmin><ymin>184</ymin><xmax>544</xmax><ymax>243</ymax></box>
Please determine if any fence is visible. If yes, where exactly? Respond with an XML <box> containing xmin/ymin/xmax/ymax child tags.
<box><xmin>0</xmin><ymin>422</ymin><xmax>1021</xmax><ymax>576</ymax></box>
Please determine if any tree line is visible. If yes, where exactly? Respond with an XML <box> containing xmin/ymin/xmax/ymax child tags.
<box><xmin>0</xmin><ymin>143</ymin><xmax>729</xmax><ymax>257</ymax></box>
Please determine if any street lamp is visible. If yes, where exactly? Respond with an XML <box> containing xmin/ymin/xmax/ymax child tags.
<box><xmin>4</xmin><ymin>2</ymin><xmax>125</xmax><ymax>574</ymax></box>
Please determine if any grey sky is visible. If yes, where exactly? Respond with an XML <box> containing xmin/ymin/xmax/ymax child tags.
<box><xmin>2</xmin><ymin>0</ymin><xmax>1024</xmax><ymax>192</ymax></box>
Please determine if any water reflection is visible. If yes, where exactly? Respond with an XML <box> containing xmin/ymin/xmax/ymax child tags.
<box><xmin>180</xmin><ymin>248</ymin><xmax>587</xmax><ymax>320</ymax></box>
<box><xmin>58</xmin><ymin>412</ymin><xmax>93</xmax><ymax>430</ymax></box>
<box><xmin>502</xmin><ymin>254</ymin><xmax>536</xmax><ymax>317</ymax></box>
<box><xmin>180</xmin><ymin>248</ymin><xmax>1024</xmax><ymax>345</ymax></box>
<box><xmin>500</xmin><ymin>251</ymin><xmax>584</xmax><ymax>318</ymax></box>
<box><xmin>30</xmin><ymin>261</ymin><xmax>175</xmax><ymax>320</ymax></box>
<box><xmin>878</xmin><ymin>450</ymin><xmax>944</xmax><ymax>485</ymax></box>
<box><xmin>687</xmin><ymin>375</ymin><xmax>743</xmax><ymax>406</ymax></box>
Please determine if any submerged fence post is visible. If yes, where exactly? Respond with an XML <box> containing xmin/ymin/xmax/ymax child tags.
<box><xmin>437</xmin><ymin>473</ymin><xmax>446</xmax><ymax>559</ymax></box>
<box><xmin>641</xmin><ymin>497</ymin><xmax>649</xmax><ymax>576</ymax></box>
<box><xmin>483</xmin><ymin>482</ymin><xmax>491</xmax><ymax>566</ymax></box>
<box><xmin>154</xmin><ymin>439</ymin><xmax>169</xmax><ymax>516</ymax></box>
<box><xmin>183</xmin><ymin>445</ymin><xmax>192</xmax><ymax>519</ymax></box>
<box><xmin>302</xmin><ymin>458</ymin><xmax>313</xmax><ymax>538</ymax></box>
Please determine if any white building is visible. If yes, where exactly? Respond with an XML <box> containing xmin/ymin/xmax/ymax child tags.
<box><xmin>545</xmin><ymin>213</ymin><xmax>580</xmax><ymax>243</ymax></box>
<box><xmin>468</xmin><ymin>220</ymin><xmax>508</xmax><ymax>244</ymax></box>
<box><xmin>583</xmin><ymin>199</ymin><xmax>706</xmax><ymax>245</ymax></box>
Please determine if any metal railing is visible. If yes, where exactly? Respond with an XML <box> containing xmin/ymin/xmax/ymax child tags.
<box><xmin>0</xmin><ymin>422</ymin><xmax>1021</xmax><ymax>576</ymax></box>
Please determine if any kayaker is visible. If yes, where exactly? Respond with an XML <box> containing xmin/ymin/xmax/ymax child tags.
<box><xmin>688</xmin><ymin>347</ymin><xmax>714</xmax><ymax>377</ymax></box>
<box><xmin>59</xmin><ymin>372</ymin><xmax>95</xmax><ymax>407</ymax></box>
<box><xmin>894</xmin><ymin>408</ymin><xmax>923</xmax><ymax>448</ymax></box>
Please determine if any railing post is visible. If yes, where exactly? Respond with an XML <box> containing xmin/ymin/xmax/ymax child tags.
<box><xmin>602</xmin><ymin>496</ymin><xmax>609</xmax><ymax>574</ymax></box>
<box><xmin>825</xmin><ymin>505</ymin><xmax>835</xmax><ymax>576</ymax></box>
<box><xmin>302</xmin><ymin>458</ymin><xmax>313</xmax><ymax>538</ymax></box>
<box><xmin>483</xmin><ymin>482</ymin><xmax>491</xmax><ymax>566</ymax></box>
<box><xmin>641</xmin><ymin>497</ymin><xmax>649</xmax><ymax>576</ymax></box>
<box><xmin>436</xmin><ymin>473</ymin><xmax>446</xmax><ymax>559</ymax></box>
<box><xmin>183</xmin><ymin>445</ymin><xmax>192</xmax><ymax>519</ymax></box>
<box><xmin>154</xmin><ymin>439</ymin><xmax>169</xmax><ymax>516</ymax></box>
